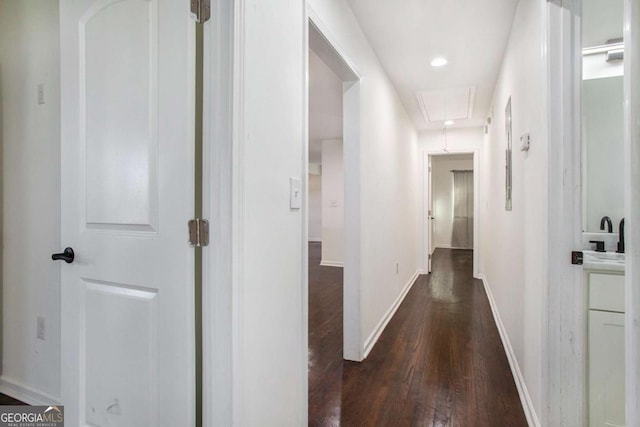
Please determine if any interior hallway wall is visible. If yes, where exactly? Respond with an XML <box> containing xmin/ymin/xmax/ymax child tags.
<box><xmin>430</xmin><ymin>155</ymin><xmax>474</xmax><ymax>250</ymax></box>
<box><xmin>0</xmin><ymin>0</ymin><xmax>61</xmax><ymax>402</ymax></box>
<box><xmin>309</xmin><ymin>173</ymin><xmax>322</xmax><ymax>242</ymax></box>
<box><xmin>478</xmin><ymin>0</ymin><xmax>548</xmax><ymax>422</ymax></box>
<box><xmin>234</xmin><ymin>0</ymin><xmax>306</xmax><ymax>424</ymax></box>
<box><xmin>321</xmin><ymin>139</ymin><xmax>344</xmax><ymax>266</ymax></box>
<box><xmin>418</xmin><ymin>128</ymin><xmax>485</xmax><ymax>153</ymax></box>
<box><xmin>308</xmin><ymin>0</ymin><xmax>421</xmax><ymax>356</ymax></box>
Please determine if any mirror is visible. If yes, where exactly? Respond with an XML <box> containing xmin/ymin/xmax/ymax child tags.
<box><xmin>582</xmin><ymin>0</ymin><xmax>624</xmax><ymax>233</ymax></box>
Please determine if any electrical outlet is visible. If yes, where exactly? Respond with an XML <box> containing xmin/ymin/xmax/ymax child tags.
<box><xmin>37</xmin><ymin>316</ymin><xmax>46</xmax><ymax>340</ymax></box>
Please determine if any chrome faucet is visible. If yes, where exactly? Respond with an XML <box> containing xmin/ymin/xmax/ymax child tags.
<box><xmin>617</xmin><ymin>218</ymin><xmax>625</xmax><ymax>254</ymax></box>
<box><xmin>600</xmin><ymin>216</ymin><xmax>613</xmax><ymax>233</ymax></box>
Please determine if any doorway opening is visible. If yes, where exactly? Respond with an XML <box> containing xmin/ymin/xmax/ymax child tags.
<box><xmin>424</xmin><ymin>152</ymin><xmax>478</xmax><ymax>275</ymax></box>
<box><xmin>307</xmin><ymin>31</ymin><xmax>345</xmax><ymax>421</ymax></box>
<box><xmin>305</xmin><ymin>16</ymin><xmax>362</xmax><ymax>420</ymax></box>
<box><xmin>546</xmin><ymin>0</ymin><xmax>640</xmax><ymax>424</ymax></box>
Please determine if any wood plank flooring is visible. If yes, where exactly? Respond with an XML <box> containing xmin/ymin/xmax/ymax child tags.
<box><xmin>0</xmin><ymin>393</ymin><xmax>26</xmax><ymax>405</ymax></box>
<box><xmin>308</xmin><ymin>244</ymin><xmax>528</xmax><ymax>426</ymax></box>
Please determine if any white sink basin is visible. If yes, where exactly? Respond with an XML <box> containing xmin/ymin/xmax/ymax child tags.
<box><xmin>583</xmin><ymin>250</ymin><xmax>625</xmax><ymax>264</ymax></box>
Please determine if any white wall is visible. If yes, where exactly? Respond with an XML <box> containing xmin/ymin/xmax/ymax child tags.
<box><xmin>478</xmin><ymin>0</ymin><xmax>548</xmax><ymax>422</ymax></box>
<box><xmin>309</xmin><ymin>173</ymin><xmax>322</xmax><ymax>242</ymax></box>
<box><xmin>307</xmin><ymin>0</ymin><xmax>421</xmax><ymax>356</ymax></box>
<box><xmin>0</xmin><ymin>0</ymin><xmax>61</xmax><ymax>402</ymax></box>
<box><xmin>418</xmin><ymin>127</ymin><xmax>485</xmax><ymax>153</ymax></box>
<box><xmin>583</xmin><ymin>76</ymin><xmax>624</xmax><ymax>232</ymax></box>
<box><xmin>430</xmin><ymin>155</ymin><xmax>474</xmax><ymax>250</ymax></box>
<box><xmin>321</xmin><ymin>139</ymin><xmax>344</xmax><ymax>265</ymax></box>
<box><xmin>309</xmin><ymin>49</ymin><xmax>343</xmax><ymax>141</ymax></box>
<box><xmin>233</xmin><ymin>0</ymin><xmax>307</xmax><ymax>424</ymax></box>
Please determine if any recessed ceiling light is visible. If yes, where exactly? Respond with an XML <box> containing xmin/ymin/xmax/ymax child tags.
<box><xmin>444</xmin><ymin>120</ymin><xmax>455</xmax><ymax>126</ymax></box>
<box><xmin>430</xmin><ymin>57</ymin><xmax>448</xmax><ymax>67</ymax></box>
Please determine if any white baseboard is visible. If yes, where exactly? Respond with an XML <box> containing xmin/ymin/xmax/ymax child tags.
<box><xmin>434</xmin><ymin>244</ymin><xmax>453</xmax><ymax>249</ymax></box>
<box><xmin>363</xmin><ymin>269</ymin><xmax>421</xmax><ymax>359</ymax></box>
<box><xmin>0</xmin><ymin>376</ymin><xmax>60</xmax><ymax>406</ymax></box>
<box><xmin>434</xmin><ymin>244</ymin><xmax>472</xmax><ymax>250</ymax></box>
<box><xmin>320</xmin><ymin>260</ymin><xmax>343</xmax><ymax>267</ymax></box>
<box><xmin>477</xmin><ymin>274</ymin><xmax>540</xmax><ymax>427</ymax></box>
<box><xmin>308</xmin><ymin>238</ymin><xmax>322</xmax><ymax>243</ymax></box>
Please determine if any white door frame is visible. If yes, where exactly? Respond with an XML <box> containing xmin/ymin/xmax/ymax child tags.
<box><xmin>539</xmin><ymin>0</ymin><xmax>638</xmax><ymax>425</ymax></box>
<box><xmin>546</xmin><ymin>1</ymin><xmax>640</xmax><ymax>424</ymax></box>
<box><xmin>545</xmin><ymin>1</ymin><xmax>586</xmax><ymax>425</ymax></box>
<box><xmin>422</xmin><ymin>150</ymin><xmax>480</xmax><ymax>278</ymax></box>
<box><xmin>305</xmin><ymin>5</ymin><xmax>363</xmax><ymax>363</ymax></box>
<box><xmin>427</xmin><ymin>156</ymin><xmax>433</xmax><ymax>272</ymax></box>
<box><xmin>200</xmin><ymin>1</ymin><xmax>365</xmax><ymax>424</ymax></box>
<box><xmin>201</xmin><ymin>0</ymin><xmax>238</xmax><ymax>424</ymax></box>
<box><xmin>624</xmin><ymin>0</ymin><xmax>640</xmax><ymax>423</ymax></box>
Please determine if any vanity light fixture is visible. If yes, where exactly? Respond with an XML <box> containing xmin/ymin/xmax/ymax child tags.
<box><xmin>430</xmin><ymin>57</ymin><xmax>448</xmax><ymax>67</ymax></box>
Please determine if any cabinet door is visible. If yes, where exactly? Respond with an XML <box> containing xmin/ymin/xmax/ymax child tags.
<box><xmin>589</xmin><ymin>310</ymin><xmax>625</xmax><ymax>427</ymax></box>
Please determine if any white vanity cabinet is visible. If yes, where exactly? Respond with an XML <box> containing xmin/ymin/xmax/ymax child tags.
<box><xmin>588</xmin><ymin>272</ymin><xmax>625</xmax><ymax>427</ymax></box>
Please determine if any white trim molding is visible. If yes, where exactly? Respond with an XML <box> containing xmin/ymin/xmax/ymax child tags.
<box><xmin>624</xmin><ymin>0</ymin><xmax>640</xmax><ymax>424</ymax></box>
<box><xmin>434</xmin><ymin>244</ymin><xmax>473</xmax><ymax>250</ymax></box>
<box><xmin>478</xmin><ymin>274</ymin><xmax>541</xmax><ymax>427</ymax></box>
<box><xmin>320</xmin><ymin>260</ymin><xmax>344</xmax><ymax>268</ymax></box>
<box><xmin>363</xmin><ymin>270</ymin><xmax>421</xmax><ymax>359</ymax></box>
<box><xmin>0</xmin><ymin>377</ymin><xmax>60</xmax><ymax>406</ymax></box>
<box><xmin>545</xmin><ymin>1</ymin><xmax>587</xmax><ymax>425</ymax></box>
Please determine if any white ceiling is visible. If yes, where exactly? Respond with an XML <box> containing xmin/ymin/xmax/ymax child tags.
<box><xmin>345</xmin><ymin>0</ymin><xmax>519</xmax><ymax>130</ymax></box>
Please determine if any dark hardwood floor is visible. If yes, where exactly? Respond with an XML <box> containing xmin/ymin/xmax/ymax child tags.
<box><xmin>308</xmin><ymin>244</ymin><xmax>527</xmax><ymax>426</ymax></box>
<box><xmin>0</xmin><ymin>393</ymin><xmax>26</xmax><ymax>405</ymax></box>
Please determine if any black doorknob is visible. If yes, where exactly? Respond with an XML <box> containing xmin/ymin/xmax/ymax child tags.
<box><xmin>51</xmin><ymin>247</ymin><xmax>74</xmax><ymax>264</ymax></box>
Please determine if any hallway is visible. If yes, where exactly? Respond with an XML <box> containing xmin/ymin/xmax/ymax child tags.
<box><xmin>308</xmin><ymin>245</ymin><xmax>527</xmax><ymax>426</ymax></box>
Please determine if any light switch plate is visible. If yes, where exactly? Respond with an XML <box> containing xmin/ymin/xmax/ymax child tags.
<box><xmin>290</xmin><ymin>177</ymin><xmax>302</xmax><ymax>209</ymax></box>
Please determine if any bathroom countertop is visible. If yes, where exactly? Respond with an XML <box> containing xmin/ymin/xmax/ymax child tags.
<box><xmin>583</xmin><ymin>250</ymin><xmax>625</xmax><ymax>273</ymax></box>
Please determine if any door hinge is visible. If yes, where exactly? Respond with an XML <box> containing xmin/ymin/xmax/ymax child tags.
<box><xmin>428</xmin><ymin>209</ymin><xmax>432</xmax><ymax>216</ymax></box>
<box><xmin>190</xmin><ymin>0</ymin><xmax>210</xmax><ymax>23</ymax></box>
<box><xmin>428</xmin><ymin>254</ymin><xmax>432</xmax><ymax>260</ymax></box>
<box><xmin>188</xmin><ymin>219</ymin><xmax>209</xmax><ymax>247</ymax></box>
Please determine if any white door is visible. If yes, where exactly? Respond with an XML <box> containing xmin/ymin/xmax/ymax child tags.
<box><xmin>59</xmin><ymin>1</ymin><xmax>195</xmax><ymax>425</ymax></box>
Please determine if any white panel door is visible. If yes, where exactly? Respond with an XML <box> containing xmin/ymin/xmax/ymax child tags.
<box><xmin>59</xmin><ymin>1</ymin><xmax>195</xmax><ymax>425</ymax></box>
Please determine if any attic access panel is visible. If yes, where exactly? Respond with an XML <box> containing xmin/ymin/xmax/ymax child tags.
<box><xmin>416</xmin><ymin>85</ymin><xmax>476</xmax><ymax>124</ymax></box>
